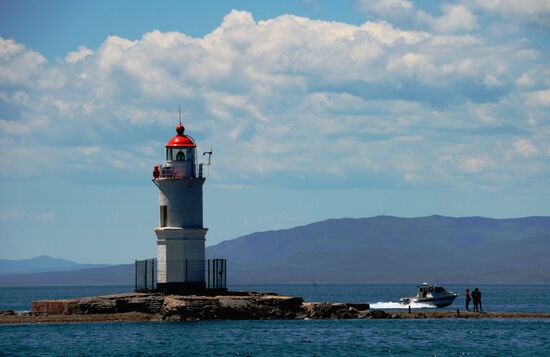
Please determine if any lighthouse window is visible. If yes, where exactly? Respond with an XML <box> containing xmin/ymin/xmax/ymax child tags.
<box><xmin>160</xmin><ymin>205</ymin><xmax>167</xmax><ymax>227</ymax></box>
<box><xmin>176</xmin><ymin>150</ymin><xmax>185</xmax><ymax>161</ymax></box>
<box><xmin>166</xmin><ymin>149</ymin><xmax>173</xmax><ymax>161</ymax></box>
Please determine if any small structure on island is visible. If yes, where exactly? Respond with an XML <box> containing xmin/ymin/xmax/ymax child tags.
<box><xmin>135</xmin><ymin>111</ymin><xmax>226</xmax><ymax>294</ymax></box>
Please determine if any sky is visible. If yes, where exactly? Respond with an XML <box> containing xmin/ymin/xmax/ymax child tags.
<box><xmin>0</xmin><ymin>0</ymin><xmax>549</xmax><ymax>264</ymax></box>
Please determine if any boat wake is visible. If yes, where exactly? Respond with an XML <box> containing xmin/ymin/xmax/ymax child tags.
<box><xmin>369</xmin><ymin>301</ymin><xmax>434</xmax><ymax>309</ymax></box>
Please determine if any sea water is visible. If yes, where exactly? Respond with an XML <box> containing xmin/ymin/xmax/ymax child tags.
<box><xmin>1</xmin><ymin>284</ymin><xmax>549</xmax><ymax>356</ymax></box>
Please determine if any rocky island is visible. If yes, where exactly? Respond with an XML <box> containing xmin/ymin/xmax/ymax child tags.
<box><xmin>1</xmin><ymin>291</ymin><xmax>548</xmax><ymax>324</ymax></box>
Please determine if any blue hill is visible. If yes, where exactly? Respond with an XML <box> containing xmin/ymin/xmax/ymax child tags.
<box><xmin>0</xmin><ymin>255</ymin><xmax>109</xmax><ymax>275</ymax></box>
<box><xmin>0</xmin><ymin>216</ymin><xmax>548</xmax><ymax>286</ymax></box>
<box><xmin>206</xmin><ymin>215</ymin><xmax>550</xmax><ymax>284</ymax></box>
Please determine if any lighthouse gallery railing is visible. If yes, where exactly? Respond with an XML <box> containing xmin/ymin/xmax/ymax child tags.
<box><xmin>156</xmin><ymin>163</ymin><xmax>206</xmax><ymax>179</ymax></box>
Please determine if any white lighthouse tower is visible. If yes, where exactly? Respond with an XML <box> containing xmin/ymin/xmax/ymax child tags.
<box><xmin>152</xmin><ymin>115</ymin><xmax>208</xmax><ymax>294</ymax></box>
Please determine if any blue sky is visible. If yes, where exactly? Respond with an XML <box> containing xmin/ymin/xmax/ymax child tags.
<box><xmin>1</xmin><ymin>0</ymin><xmax>549</xmax><ymax>264</ymax></box>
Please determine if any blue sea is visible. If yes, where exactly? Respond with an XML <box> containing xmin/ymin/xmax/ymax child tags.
<box><xmin>1</xmin><ymin>284</ymin><xmax>549</xmax><ymax>356</ymax></box>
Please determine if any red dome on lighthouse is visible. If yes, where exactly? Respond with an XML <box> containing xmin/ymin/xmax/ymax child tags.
<box><xmin>166</xmin><ymin>123</ymin><xmax>196</xmax><ymax>147</ymax></box>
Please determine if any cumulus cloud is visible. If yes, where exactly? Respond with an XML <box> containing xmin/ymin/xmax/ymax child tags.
<box><xmin>0</xmin><ymin>37</ymin><xmax>46</xmax><ymax>85</ymax></box>
<box><xmin>65</xmin><ymin>45</ymin><xmax>94</xmax><ymax>63</ymax></box>
<box><xmin>465</xmin><ymin>0</ymin><xmax>550</xmax><ymax>26</ymax></box>
<box><xmin>418</xmin><ymin>4</ymin><xmax>478</xmax><ymax>33</ymax></box>
<box><xmin>356</xmin><ymin>0</ymin><xmax>414</xmax><ymax>21</ymax></box>
<box><xmin>357</xmin><ymin>1</ymin><xmax>478</xmax><ymax>33</ymax></box>
<box><xmin>0</xmin><ymin>9</ymin><xmax>549</xmax><ymax>191</ymax></box>
<box><xmin>359</xmin><ymin>0</ymin><xmax>550</xmax><ymax>30</ymax></box>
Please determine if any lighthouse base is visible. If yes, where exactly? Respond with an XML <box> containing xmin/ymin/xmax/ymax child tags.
<box><xmin>157</xmin><ymin>282</ymin><xmax>208</xmax><ymax>295</ymax></box>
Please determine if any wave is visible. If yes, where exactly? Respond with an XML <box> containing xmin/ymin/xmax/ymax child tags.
<box><xmin>369</xmin><ymin>301</ymin><xmax>434</xmax><ymax>309</ymax></box>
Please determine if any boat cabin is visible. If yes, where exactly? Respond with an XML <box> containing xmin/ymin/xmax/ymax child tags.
<box><xmin>417</xmin><ymin>283</ymin><xmax>446</xmax><ymax>298</ymax></box>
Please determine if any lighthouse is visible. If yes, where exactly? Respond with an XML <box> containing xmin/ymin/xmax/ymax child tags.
<box><xmin>152</xmin><ymin>115</ymin><xmax>209</xmax><ymax>294</ymax></box>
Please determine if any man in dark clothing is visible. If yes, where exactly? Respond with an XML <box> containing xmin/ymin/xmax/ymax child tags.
<box><xmin>472</xmin><ymin>288</ymin><xmax>481</xmax><ymax>312</ymax></box>
<box><xmin>465</xmin><ymin>289</ymin><xmax>471</xmax><ymax>311</ymax></box>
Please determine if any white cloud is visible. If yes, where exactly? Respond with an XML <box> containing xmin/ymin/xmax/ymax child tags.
<box><xmin>516</xmin><ymin>72</ymin><xmax>536</xmax><ymax>87</ymax></box>
<box><xmin>0</xmin><ymin>116</ymin><xmax>48</xmax><ymax>135</ymax></box>
<box><xmin>465</xmin><ymin>0</ymin><xmax>550</xmax><ymax>25</ymax></box>
<box><xmin>458</xmin><ymin>156</ymin><xmax>489</xmax><ymax>174</ymax></box>
<box><xmin>357</xmin><ymin>1</ymin><xmax>478</xmax><ymax>33</ymax></box>
<box><xmin>0</xmin><ymin>37</ymin><xmax>46</xmax><ymax>85</ymax></box>
<box><xmin>356</xmin><ymin>0</ymin><xmax>414</xmax><ymax>20</ymax></box>
<box><xmin>0</xmin><ymin>9</ymin><xmax>548</xmax><ymax>191</ymax></box>
<box><xmin>513</xmin><ymin>138</ymin><xmax>539</xmax><ymax>158</ymax></box>
<box><xmin>422</xmin><ymin>4</ymin><xmax>478</xmax><ymax>33</ymax></box>
<box><xmin>483</xmin><ymin>74</ymin><xmax>501</xmax><ymax>87</ymax></box>
<box><xmin>65</xmin><ymin>45</ymin><xmax>94</xmax><ymax>63</ymax></box>
<box><xmin>526</xmin><ymin>90</ymin><xmax>550</xmax><ymax>107</ymax></box>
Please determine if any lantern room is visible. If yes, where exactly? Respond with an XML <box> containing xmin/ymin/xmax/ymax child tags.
<box><xmin>156</xmin><ymin>123</ymin><xmax>201</xmax><ymax>179</ymax></box>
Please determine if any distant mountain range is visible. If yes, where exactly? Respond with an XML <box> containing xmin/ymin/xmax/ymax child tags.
<box><xmin>0</xmin><ymin>264</ymin><xmax>132</xmax><ymax>287</ymax></box>
<box><xmin>0</xmin><ymin>255</ymin><xmax>109</xmax><ymax>275</ymax></box>
<box><xmin>1</xmin><ymin>216</ymin><xmax>549</xmax><ymax>286</ymax></box>
<box><xmin>208</xmin><ymin>216</ymin><xmax>550</xmax><ymax>284</ymax></box>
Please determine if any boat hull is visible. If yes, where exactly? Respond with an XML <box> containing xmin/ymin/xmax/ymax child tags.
<box><xmin>417</xmin><ymin>294</ymin><xmax>458</xmax><ymax>308</ymax></box>
<box><xmin>401</xmin><ymin>294</ymin><xmax>458</xmax><ymax>308</ymax></box>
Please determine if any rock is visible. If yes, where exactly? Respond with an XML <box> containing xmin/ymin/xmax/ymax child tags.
<box><xmin>31</xmin><ymin>292</ymin><xmax>362</xmax><ymax>321</ymax></box>
<box><xmin>363</xmin><ymin>310</ymin><xmax>389</xmax><ymax>319</ymax></box>
<box><xmin>69</xmin><ymin>298</ymin><xmax>117</xmax><ymax>314</ymax></box>
<box><xmin>115</xmin><ymin>296</ymin><xmax>164</xmax><ymax>314</ymax></box>
<box><xmin>346</xmin><ymin>303</ymin><xmax>370</xmax><ymax>311</ymax></box>
<box><xmin>161</xmin><ymin>296</ymin><xmax>189</xmax><ymax>316</ymax></box>
<box><xmin>56</xmin><ymin>293</ymin><xmax>166</xmax><ymax>315</ymax></box>
<box><xmin>301</xmin><ymin>302</ymin><xmax>357</xmax><ymax>319</ymax></box>
<box><xmin>166</xmin><ymin>315</ymin><xmax>182</xmax><ymax>322</ymax></box>
<box><xmin>302</xmin><ymin>302</ymin><xmax>332</xmax><ymax>319</ymax></box>
<box><xmin>32</xmin><ymin>300</ymin><xmax>67</xmax><ymax>315</ymax></box>
<box><xmin>0</xmin><ymin>310</ymin><xmax>16</xmax><ymax>316</ymax></box>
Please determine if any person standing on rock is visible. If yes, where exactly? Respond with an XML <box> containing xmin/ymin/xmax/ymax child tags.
<box><xmin>472</xmin><ymin>288</ymin><xmax>480</xmax><ymax>312</ymax></box>
<box><xmin>465</xmin><ymin>289</ymin><xmax>471</xmax><ymax>311</ymax></box>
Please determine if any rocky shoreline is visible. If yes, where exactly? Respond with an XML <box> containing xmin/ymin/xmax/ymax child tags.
<box><xmin>1</xmin><ymin>292</ymin><xmax>549</xmax><ymax>324</ymax></box>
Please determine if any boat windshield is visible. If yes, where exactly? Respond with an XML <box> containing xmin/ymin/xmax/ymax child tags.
<box><xmin>434</xmin><ymin>287</ymin><xmax>445</xmax><ymax>293</ymax></box>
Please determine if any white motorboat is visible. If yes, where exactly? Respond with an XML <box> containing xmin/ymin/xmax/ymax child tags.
<box><xmin>400</xmin><ymin>283</ymin><xmax>458</xmax><ymax>308</ymax></box>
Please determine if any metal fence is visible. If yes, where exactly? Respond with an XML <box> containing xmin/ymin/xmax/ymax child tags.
<box><xmin>135</xmin><ymin>258</ymin><xmax>226</xmax><ymax>291</ymax></box>
<box><xmin>207</xmin><ymin>259</ymin><xmax>227</xmax><ymax>289</ymax></box>
<box><xmin>135</xmin><ymin>259</ymin><xmax>157</xmax><ymax>291</ymax></box>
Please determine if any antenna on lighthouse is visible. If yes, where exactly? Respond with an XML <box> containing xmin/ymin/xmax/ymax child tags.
<box><xmin>203</xmin><ymin>147</ymin><xmax>213</xmax><ymax>166</ymax></box>
<box><xmin>201</xmin><ymin>147</ymin><xmax>213</xmax><ymax>178</ymax></box>
<box><xmin>178</xmin><ymin>104</ymin><xmax>182</xmax><ymax>125</ymax></box>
